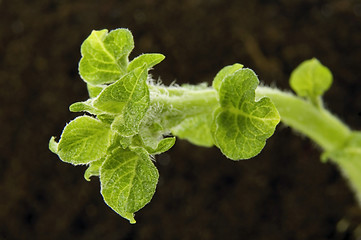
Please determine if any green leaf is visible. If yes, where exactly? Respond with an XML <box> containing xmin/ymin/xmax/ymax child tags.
<box><xmin>290</xmin><ymin>58</ymin><xmax>333</xmax><ymax>100</ymax></box>
<box><xmin>100</xmin><ymin>147</ymin><xmax>159</xmax><ymax>223</ymax></box>
<box><xmin>87</xmin><ymin>84</ymin><xmax>105</xmax><ymax>98</ymax></box>
<box><xmin>57</xmin><ymin>116</ymin><xmax>111</xmax><ymax>165</ymax></box>
<box><xmin>49</xmin><ymin>136</ymin><xmax>58</xmax><ymax>154</ymax></box>
<box><xmin>171</xmin><ymin>114</ymin><xmax>214</xmax><ymax>147</ymax></box>
<box><xmin>212</xmin><ymin>68</ymin><xmax>280</xmax><ymax>160</ymax></box>
<box><xmin>127</xmin><ymin>53</ymin><xmax>165</xmax><ymax>72</ymax></box>
<box><xmin>93</xmin><ymin>66</ymin><xmax>149</xmax><ymax>113</ymax></box>
<box><xmin>93</xmin><ymin>66</ymin><xmax>150</xmax><ymax>136</ymax></box>
<box><xmin>117</xmin><ymin>135</ymin><xmax>133</xmax><ymax>149</ymax></box>
<box><xmin>97</xmin><ymin>114</ymin><xmax>115</xmax><ymax>124</ymax></box>
<box><xmin>137</xmin><ymin>122</ymin><xmax>166</xmax><ymax>150</ymax></box>
<box><xmin>145</xmin><ymin>137</ymin><xmax>176</xmax><ymax>155</ymax></box>
<box><xmin>84</xmin><ymin>158</ymin><xmax>104</xmax><ymax>181</ymax></box>
<box><xmin>69</xmin><ymin>99</ymin><xmax>103</xmax><ymax>115</ymax></box>
<box><xmin>212</xmin><ymin>63</ymin><xmax>243</xmax><ymax>92</ymax></box>
<box><xmin>79</xmin><ymin>29</ymin><xmax>134</xmax><ymax>85</ymax></box>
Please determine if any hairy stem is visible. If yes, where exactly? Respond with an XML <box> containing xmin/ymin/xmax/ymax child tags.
<box><xmin>255</xmin><ymin>87</ymin><xmax>351</xmax><ymax>152</ymax></box>
<box><xmin>148</xmin><ymin>85</ymin><xmax>219</xmax><ymax>128</ymax></box>
<box><xmin>150</xmin><ymin>84</ymin><xmax>351</xmax><ymax>153</ymax></box>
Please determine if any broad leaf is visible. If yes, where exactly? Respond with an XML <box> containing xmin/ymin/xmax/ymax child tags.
<box><xmin>93</xmin><ymin>66</ymin><xmax>148</xmax><ymax>113</ymax></box>
<box><xmin>57</xmin><ymin>116</ymin><xmax>111</xmax><ymax>165</ymax></box>
<box><xmin>93</xmin><ymin>66</ymin><xmax>150</xmax><ymax>136</ymax></box>
<box><xmin>290</xmin><ymin>58</ymin><xmax>333</xmax><ymax>100</ymax></box>
<box><xmin>171</xmin><ymin>113</ymin><xmax>214</xmax><ymax>147</ymax></box>
<box><xmin>100</xmin><ymin>147</ymin><xmax>159</xmax><ymax>223</ymax></box>
<box><xmin>79</xmin><ymin>29</ymin><xmax>134</xmax><ymax>85</ymax></box>
<box><xmin>213</xmin><ymin>68</ymin><xmax>280</xmax><ymax>160</ymax></box>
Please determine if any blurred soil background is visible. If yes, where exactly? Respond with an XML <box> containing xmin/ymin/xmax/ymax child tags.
<box><xmin>1</xmin><ymin>0</ymin><xmax>361</xmax><ymax>239</ymax></box>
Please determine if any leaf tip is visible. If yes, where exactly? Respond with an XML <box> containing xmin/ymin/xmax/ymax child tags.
<box><xmin>120</xmin><ymin>212</ymin><xmax>136</xmax><ymax>224</ymax></box>
<box><xmin>49</xmin><ymin>136</ymin><xmax>58</xmax><ymax>154</ymax></box>
<box><xmin>84</xmin><ymin>171</ymin><xmax>92</xmax><ymax>182</ymax></box>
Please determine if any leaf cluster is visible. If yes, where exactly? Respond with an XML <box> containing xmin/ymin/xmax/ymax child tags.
<box><xmin>49</xmin><ymin>29</ymin><xmax>282</xmax><ymax>222</ymax></box>
<box><xmin>50</xmin><ymin>29</ymin><xmax>172</xmax><ymax>223</ymax></box>
<box><xmin>50</xmin><ymin>28</ymin><xmax>361</xmax><ymax>223</ymax></box>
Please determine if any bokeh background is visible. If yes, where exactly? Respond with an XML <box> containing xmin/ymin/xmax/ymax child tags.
<box><xmin>1</xmin><ymin>0</ymin><xmax>361</xmax><ymax>239</ymax></box>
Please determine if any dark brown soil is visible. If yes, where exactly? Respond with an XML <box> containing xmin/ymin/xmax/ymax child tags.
<box><xmin>1</xmin><ymin>0</ymin><xmax>361</xmax><ymax>239</ymax></box>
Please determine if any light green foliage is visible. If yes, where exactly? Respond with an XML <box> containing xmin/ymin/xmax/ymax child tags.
<box><xmin>212</xmin><ymin>68</ymin><xmax>280</xmax><ymax>160</ymax></box>
<box><xmin>87</xmin><ymin>84</ymin><xmax>105</xmax><ymax>98</ymax></box>
<box><xmin>144</xmin><ymin>137</ymin><xmax>176</xmax><ymax>155</ymax></box>
<box><xmin>94</xmin><ymin>66</ymin><xmax>150</xmax><ymax>136</ymax></box>
<box><xmin>57</xmin><ymin>116</ymin><xmax>111</xmax><ymax>165</ymax></box>
<box><xmin>69</xmin><ymin>99</ymin><xmax>103</xmax><ymax>115</ymax></box>
<box><xmin>127</xmin><ymin>53</ymin><xmax>165</xmax><ymax>72</ymax></box>
<box><xmin>48</xmin><ymin>136</ymin><xmax>58</xmax><ymax>154</ymax></box>
<box><xmin>100</xmin><ymin>147</ymin><xmax>158</xmax><ymax>223</ymax></box>
<box><xmin>51</xmin><ymin>29</ymin><xmax>163</xmax><ymax>223</ymax></box>
<box><xmin>212</xmin><ymin>63</ymin><xmax>243</xmax><ymax>92</ymax></box>
<box><xmin>84</xmin><ymin>158</ymin><xmax>104</xmax><ymax>181</ymax></box>
<box><xmin>137</xmin><ymin>122</ymin><xmax>165</xmax><ymax>150</ymax></box>
<box><xmin>93</xmin><ymin>66</ymin><xmax>148</xmax><ymax>114</ymax></box>
<box><xmin>50</xmin><ymin>29</ymin><xmax>360</xmax><ymax>224</ymax></box>
<box><xmin>79</xmin><ymin>29</ymin><xmax>134</xmax><ymax>85</ymax></box>
<box><xmin>290</xmin><ymin>58</ymin><xmax>333</xmax><ymax>105</ymax></box>
<box><xmin>171</xmin><ymin>114</ymin><xmax>214</xmax><ymax>147</ymax></box>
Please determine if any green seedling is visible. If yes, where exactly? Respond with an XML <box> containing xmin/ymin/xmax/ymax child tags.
<box><xmin>50</xmin><ymin>29</ymin><xmax>361</xmax><ymax>223</ymax></box>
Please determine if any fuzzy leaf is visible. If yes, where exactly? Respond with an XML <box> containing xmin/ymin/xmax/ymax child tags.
<box><xmin>84</xmin><ymin>158</ymin><xmax>104</xmax><ymax>181</ymax></box>
<box><xmin>171</xmin><ymin>114</ymin><xmax>214</xmax><ymax>147</ymax></box>
<box><xmin>100</xmin><ymin>147</ymin><xmax>158</xmax><ymax>223</ymax></box>
<box><xmin>93</xmin><ymin>66</ymin><xmax>150</xmax><ymax>136</ymax></box>
<box><xmin>213</xmin><ymin>68</ymin><xmax>280</xmax><ymax>160</ymax></box>
<box><xmin>145</xmin><ymin>137</ymin><xmax>176</xmax><ymax>155</ymax></box>
<box><xmin>128</xmin><ymin>53</ymin><xmax>165</xmax><ymax>72</ymax></box>
<box><xmin>79</xmin><ymin>29</ymin><xmax>134</xmax><ymax>85</ymax></box>
<box><xmin>212</xmin><ymin>63</ymin><xmax>243</xmax><ymax>92</ymax></box>
<box><xmin>130</xmin><ymin>134</ymin><xmax>174</xmax><ymax>155</ymax></box>
<box><xmin>93</xmin><ymin>66</ymin><xmax>148</xmax><ymax>112</ymax></box>
<box><xmin>87</xmin><ymin>84</ymin><xmax>105</xmax><ymax>98</ymax></box>
<box><xmin>69</xmin><ymin>99</ymin><xmax>103</xmax><ymax>115</ymax></box>
<box><xmin>49</xmin><ymin>136</ymin><xmax>58</xmax><ymax>154</ymax></box>
<box><xmin>138</xmin><ymin>122</ymin><xmax>166</xmax><ymax>150</ymax></box>
<box><xmin>57</xmin><ymin>116</ymin><xmax>111</xmax><ymax>165</ymax></box>
<box><xmin>290</xmin><ymin>58</ymin><xmax>333</xmax><ymax>99</ymax></box>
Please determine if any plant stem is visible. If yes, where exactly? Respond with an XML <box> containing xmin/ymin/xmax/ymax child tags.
<box><xmin>255</xmin><ymin>87</ymin><xmax>351</xmax><ymax>152</ymax></box>
<box><xmin>148</xmin><ymin>85</ymin><xmax>219</xmax><ymax>128</ymax></box>
<box><xmin>150</xmin><ymin>84</ymin><xmax>351</xmax><ymax>153</ymax></box>
<box><xmin>150</xmin><ymin>84</ymin><xmax>360</xmax><ymax>201</ymax></box>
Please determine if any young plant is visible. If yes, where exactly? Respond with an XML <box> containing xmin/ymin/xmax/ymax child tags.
<box><xmin>49</xmin><ymin>28</ymin><xmax>361</xmax><ymax>223</ymax></box>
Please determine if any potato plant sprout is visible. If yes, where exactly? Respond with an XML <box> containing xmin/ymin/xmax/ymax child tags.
<box><xmin>49</xmin><ymin>28</ymin><xmax>361</xmax><ymax>223</ymax></box>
